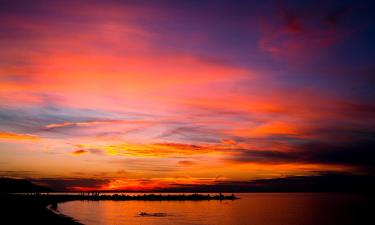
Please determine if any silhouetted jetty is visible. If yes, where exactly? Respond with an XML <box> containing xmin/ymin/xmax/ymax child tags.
<box><xmin>34</xmin><ymin>192</ymin><xmax>239</xmax><ymax>202</ymax></box>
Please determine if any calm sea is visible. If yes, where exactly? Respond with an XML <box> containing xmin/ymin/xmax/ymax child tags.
<box><xmin>58</xmin><ymin>193</ymin><xmax>373</xmax><ymax>225</ymax></box>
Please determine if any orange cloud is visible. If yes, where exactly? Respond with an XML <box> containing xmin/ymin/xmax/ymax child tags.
<box><xmin>232</xmin><ymin>122</ymin><xmax>299</xmax><ymax>137</ymax></box>
<box><xmin>45</xmin><ymin>119</ymin><xmax>152</xmax><ymax>129</ymax></box>
<box><xmin>178</xmin><ymin>160</ymin><xmax>197</xmax><ymax>166</ymax></box>
<box><xmin>71</xmin><ymin>149</ymin><xmax>88</xmax><ymax>156</ymax></box>
<box><xmin>0</xmin><ymin>131</ymin><xmax>40</xmax><ymax>141</ymax></box>
<box><xmin>104</xmin><ymin>142</ymin><xmax>214</xmax><ymax>157</ymax></box>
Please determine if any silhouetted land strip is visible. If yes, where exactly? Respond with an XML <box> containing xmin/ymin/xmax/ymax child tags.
<box><xmin>48</xmin><ymin>192</ymin><xmax>239</xmax><ymax>201</ymax></box>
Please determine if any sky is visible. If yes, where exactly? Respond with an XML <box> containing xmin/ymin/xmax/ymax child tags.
<box><xmin>0</xmin><ymin>0</ymin><xmax>375</xmax><ymax>191</ymax></box>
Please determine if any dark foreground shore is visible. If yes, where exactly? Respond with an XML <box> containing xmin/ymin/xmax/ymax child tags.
<box><xmin>0</xmin><ymin>194</ymin><xmax>82</xmax><ymax>225</ymax></box>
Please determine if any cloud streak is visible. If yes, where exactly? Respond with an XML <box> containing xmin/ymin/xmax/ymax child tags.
<box><xmin>0</xmin><ymin>131</ymin><xmax>40</xmax><ymax>141</ymax></box>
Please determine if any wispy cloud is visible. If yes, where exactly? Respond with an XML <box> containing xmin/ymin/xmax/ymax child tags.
<box><xmin>71</xmin><ymin>149</ymin><xmax>88</xmax><ymax>156</ymax></box>
<box><xmin>0</xmin><ymin>131</ymin><xmax>40</xmax><ymax>141</ymax></box>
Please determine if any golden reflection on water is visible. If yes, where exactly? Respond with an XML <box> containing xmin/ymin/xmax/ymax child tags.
<box><xmin>58</xmin><ymin>193</ymin><xmax>371</xmax><ymax>225</ymax></box>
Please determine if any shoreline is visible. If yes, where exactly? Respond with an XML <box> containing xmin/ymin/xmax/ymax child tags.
<box><xmin>46</xmin><ymin>202</ymin><xmax>82</xmax><ymax>223</ymax></box>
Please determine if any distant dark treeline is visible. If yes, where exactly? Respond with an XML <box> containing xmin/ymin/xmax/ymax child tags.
<box><xmin>7</xmin><ymin>193</ymin><xmax>238</xmax><ymax>201</ymax></box>
<box><xmin>71</xmin><ymin>193</ymin><xmax>237</xmax><ymax>201</ymax></box>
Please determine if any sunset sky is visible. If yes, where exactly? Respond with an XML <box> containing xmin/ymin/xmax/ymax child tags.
<box><xmin>1</xmin><ymin>0</ymin><xmax>374</xmax><ymax>191</ymax></box>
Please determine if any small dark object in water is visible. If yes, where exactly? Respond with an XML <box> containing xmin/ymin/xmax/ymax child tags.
<box><xmin>139</xmin><ymin>212</ymin><xmax>167</xmax><ymax>217</ymax></box>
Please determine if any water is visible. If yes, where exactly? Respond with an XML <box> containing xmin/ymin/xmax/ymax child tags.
<box><xmin>58</xmin><ymin>193</ymin><xmax>373</xmax><ymax>225</ymax></box>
